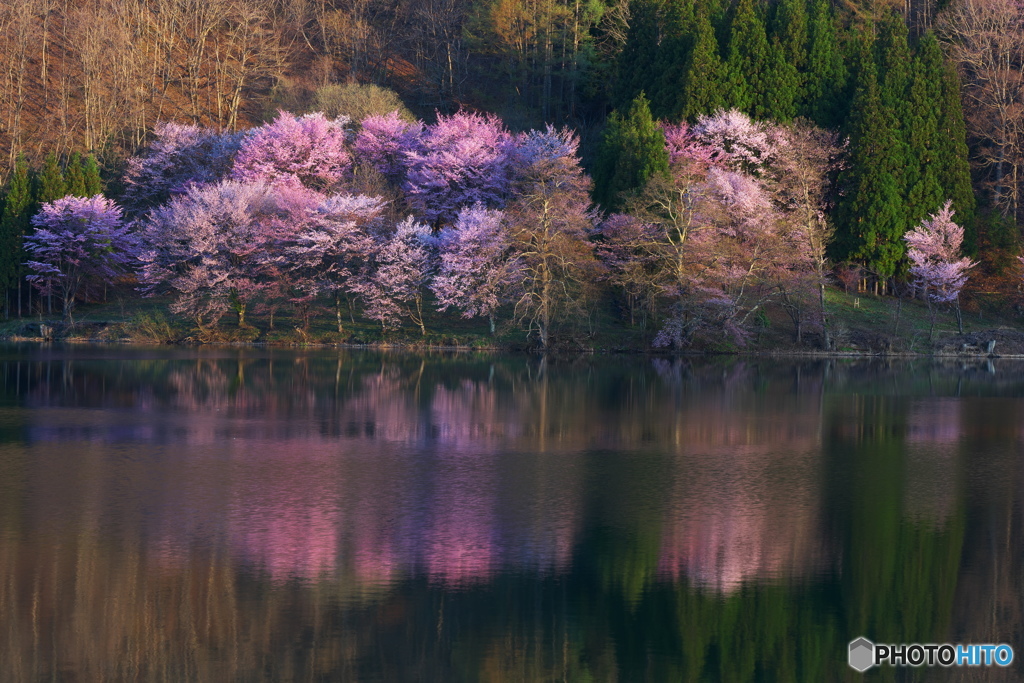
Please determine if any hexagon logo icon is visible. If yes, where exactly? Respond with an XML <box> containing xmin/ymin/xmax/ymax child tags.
<box><xmin>849</xmin><ymin>637</ymin><xmax>875</xmax><ymax>672</ymax></box>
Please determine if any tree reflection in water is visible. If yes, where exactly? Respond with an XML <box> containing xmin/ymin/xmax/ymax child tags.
<box><xmin>0</xmin><ymin>348</ymin><xmax>1021</xmax><ymax>680</ymax></box>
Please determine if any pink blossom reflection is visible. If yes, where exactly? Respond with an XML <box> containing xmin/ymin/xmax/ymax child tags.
<box><xmin>227</xmin><ymin>441</ymin><xmax>341</xmax><ymax>582</ymax></box>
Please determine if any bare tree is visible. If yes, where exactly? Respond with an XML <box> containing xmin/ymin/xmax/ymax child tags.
<box><xmin>938</xmin><ymin>0</ymin><xmax>1024</xmax><ymax>220</ymax></box>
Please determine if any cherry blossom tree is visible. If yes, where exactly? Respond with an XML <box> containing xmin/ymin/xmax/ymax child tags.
<box><xmin>612</xmin><ymin>121</ymin><xmax>812</xmax><ymax>349</ymax></box>
<box><xmin>432</xmin><ymin>205</ymin><xmax>521</xmax><ymax>334</ymax></box>
<box><xmin>770</xmin><ymin>121</ymin><xmax>843</xmax><ymax>347</ymax></box>
<box><xmin>660</xmin><ymin>121</ymin><xmax>717</xmax><ymax>170</ymax></box>
<box><xmin>25</xmin><ymin>195</ymin><xmax>138</xmax><ymax>322</ymax></box>
<box><xmin>404</xmin><ymin>111</ymin><xmax>513</xmax><ymax>226</ymax></box>
<box><xmin>350</xmin><ymin>217</ymin><xmax>436</xmax><ymax>334</ymax></box>
<box><xmin>354</xmin><ymin>111</ymin><xmax>423</xmax><ymax>180</ymax></box>
<box><xmin>505</xmin><ymin>134</ymin><xmax>600</xmax><ymax>349</ymax></box>
<box><xmin>904</xmin><ymin>201</ymin><xmax>976</xmax><ymax>334</ymax></box>
<box><xmin>691</xmin><ymin>109</ymin><xmax>781</xmax><ymax>176</ymax></box>
<box><xmin>139</xmin><ymin>180</ymin><xmax>319</xmax><ymax>328</ymax></box>
<box><xmin>281</xmin><ymin>193</ymin><xmax>386</xmax><ymax>332</ymax></box>
<box><xmin>232</xmin><ymin>112</ymin><xmax>353</xmax><ymax>191</ymax></box>
<box><xmin>121</xmin><ymin>123</ymin><xmax>245</xmax><ymax>215</ymax></box>
<box><xmin>595</xmin><ymin>213</ymin><xmax>662</xmax><ymax>328</ymax></box>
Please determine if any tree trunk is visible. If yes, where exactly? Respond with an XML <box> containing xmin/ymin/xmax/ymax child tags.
<box><xmin>819</xmin><ymin>282</ymin><xmax>830</xmax><ymax>350</ymax></box>
<box><xmin>955</xmin><ymin>297</ymin><xmax>963</xmax><ymax>334</ymax></box>
<box><xmin>336</xmin><ymin>293</ymin><xmax>344</xmax><ymax>334</ymax></box>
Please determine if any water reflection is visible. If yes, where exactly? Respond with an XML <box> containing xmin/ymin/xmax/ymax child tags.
<box><xmin>0</xmin><ymin>347</ymin><xmax>1022</xmax><ymax>680</ymax></box>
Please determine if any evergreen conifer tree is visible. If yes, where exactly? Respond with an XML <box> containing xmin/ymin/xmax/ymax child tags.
<box><xmin>82</xmin><ymin>154</ymin><xmax>103</xmax><ymax>196</ymax></box>
<box><xmin>919</xmin><ymin>33</ymin><xmax>976</xmax><ymax>248</ymax></box>
<box><xmin>802</xmin><ymin>0</ymin><xmax>847</xmax><ymax>128</ymax></box>
<box><xmin>592</xmin><ymin>93</ymin><xmax>671</xmax><ymax>211</ymax></box>
<box><xmin>723</xmin><ymin>0</ymin><xmax>769</xmax><ymax>114</ymax></box>
<box><xmin>677</xmin><ymin>7</ymin><xmax>726</xmax><ymax>120</ymax></box>
<box><xmin>875</xmin><ymin>12</ymin><xmax>912</xmax><ymax>199</ymax></box>
<box><xmin>835</xmin><ymin>41</ymin><xmax>908</xmax><ymax>281</ymax></box>
<box><xmin>615</xmin><ymin>0</ymin><xmax>665</xmax><ymax>110</ymax></box>
<box><xmin>904</xmin><ymin>40</ymin><xmax>945</xmax><ymax>233</ymax></box>
<box><xmin>36</xmin><ymin>152</ymin><xmax>66</xmax><ymax>204</ymax></box>
<box><xmin>652</xmin><ymin>0</ymin><xmax>695</xmax><ymax>119</ymax></box>
<box><xmin>66</xmin><ymin>152</ymin><xmax>87</xmax><ymax>197</ymax></box>
<box><xmin>761</xmin><ymin>38</ymin><xmax>800</xmax><ymax>121</ymax></box>
<box><xmin>651</xmin><ymin>0</ymin><xmax>700</xmax><ymax>117</ymax></box>
<box><xmin>771</xmin><ymin>0</ymin><xmax>808</xmax><ymax>69</ymax></box>
<box><xmin>0</xmin><ymin>156</ymin><xmax>32</xmax><ymax>317</ymax></box>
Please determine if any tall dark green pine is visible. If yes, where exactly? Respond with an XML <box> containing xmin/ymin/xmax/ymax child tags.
<box><xmin>651</xmin><ymin>0</ymin><xmax>695</xmax><ymax>119</ymax></box>
<box><xmin>592</xmin><ymin>94</ymin><xmax>671</xmax><ymax>211</ymax></box>
<box><xmin>615</xmin><ymin>0</ymin><xmax>665</xmax><ymax>110</ymax></box>
<box><xmin>761</xmin><ymin>38</ymin><xmax>800</xmax><ymax>121</ymax></box>
<box><xmin>802</xmin><ymin>0</ymin><xmax>847</xmax><ymax>128</ymax></box>
<box><xmin>835</xmin><ymin>42</ymin><xmax>907</xmax><ymax>280</ymax></box>
<box><xmin>66</xmin><ymin>152</ymin><xmax>87</xmax><ymax>197</ymax></box>
<box><xmin>677</xmin><ymin>7</ymin><xmax>726</xmax><ymax>120</ymax></box>
<box><xmin>36</xmin><ymin>152</ymin><xmax>66</xmax><ymax>205</ymax></box>
<box><xmin>723</xmin><ymin>0</ymin><xmax>769</xmax><ymax>115</ymax></box>
<box><xmin>771</xmin><ymin>0</ymin><xmax>808</xmax><ymax>70</ymax></box>
<box><xmin>82</xmin><ymin>154</ymin><xmax>103</xmax><ymax>196</ymax></box>
<box><xmin>920</xmin><ymin>33</ymin><xmax>976</xmax><ymax>248</ymax></box>
<box><xmin>876</xmin><ymin>12</ymin><xmax>913</xmax><ymax>201</ymax></box>
<box><xmin>0</xmin><ymin>156</ymin><xmax>32</xmax><ymax>317</ymax></box>
<box><xmin>904</xmin><ymin>41</ymin><xmax>945</xmax><ymax>233</ymax></box>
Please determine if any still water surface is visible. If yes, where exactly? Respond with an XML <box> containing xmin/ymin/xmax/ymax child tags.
<box><xmin>0</xmin><ymin>345</ymin><xmax>1021</xmax><ymax>681</ymax></box>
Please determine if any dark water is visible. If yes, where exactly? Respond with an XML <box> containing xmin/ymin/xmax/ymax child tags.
<box><xmin>0</xmin><ymin>345</ymin><xmax>1021</xmax><ymax>682</ymax></box>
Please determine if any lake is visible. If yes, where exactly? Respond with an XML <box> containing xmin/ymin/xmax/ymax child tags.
<box><xmin>0</xmin><ymin>345</ymin><xmax>1021</xmax><ymax>681</ymax></box>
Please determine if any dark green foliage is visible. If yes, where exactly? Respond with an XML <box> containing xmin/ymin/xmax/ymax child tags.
<box><xmin>724</xmin><ymin>0</ymin><xmax>769</xmax><ymax>114</ymax></box>
<box><xmin>920</xmin><ymin>33</ymin><xmax>976</xmax><ymax>247</ymax></box>
<box><xmin>66</xmin><ymin>152</ymin><xmax>87</xmax><ymax>197</ymax></box>
<box><xmin>35</xmin><ymin>152</ymin><xmax>66</xmax><ymax>204</ymax></box>
<box><xmin>801</xmin><ymin>0</ymin><xmax>847</xmax><ymax>128</ymax></box>
<box><xmin>904</xmin><ymin>38</ymin><xmax>946</xmax><ymax>233</ymax></box>
<box><xmin>875</xmin><ymin>12</ymin><xmax>912</xmax><ymax>195</ymax></box>
<box><xmin>876</xmin><ymin>12</ymin><xmax>912</xmax><ymax>117</ymax></box>
<box><xmin>82</xmin><ymin>154</ymin><xmax>103</xmax><ymax>196</ymax></box>
<box><xmin>651</xmin><ymin>0</ymin><xmax>695</xmax><ymax>119</ymax></box>
<box><xmin>592</xmin><ymin>94</ymin><xmax>670</xmax><ymax>211</ymax></box>
<box><xmin>677</xmin><ymin>7</ymin><xmax>726</xmax><ymax>120</ymax></box>
<box><xmin>762</xmin><ymin>38</ymin><xmax>800</xmax><ymax>121</ymax></box>
<box><xmin>772</xmin><ymin>0</ymin><xmax>808</xmax><ymax>69</ymax></box>
<box><xmin>615</xmin><ymin>0</ymin><xmax>665</xmax><ymax>110</ymax></box>
<box><xmin>835</xmin><ymin>42</ymin><xmax>907</xmax><ymax>279</ymax></box>
<box><xmin>0</xmin><ymin>156</ymin><xmax>32</xmax><ymax>308</ymax></box>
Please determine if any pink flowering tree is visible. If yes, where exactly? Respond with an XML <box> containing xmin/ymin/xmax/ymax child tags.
<box><xmin>595</xmin><ymin>213</ymin><xmax>662</xmax><ymax>328</ymax></box>
<box><xmin>404</xmin><ymin>111</ymin><xmax>513</xmax><ymax>226</ymax></box>
<box><xmin>660</xmin><ymin>121</ymin><xmax>717</xmax><ymax>171</ymax></box>
<box><xmin>613</xmin><ymin>128</ymin><xmax>809</xmax><ymax>348</ymax></box>
<box><xmin>505</xmin><ymin>134</ymin><xmax>600</xmax><ymax>349</ymax></box>
<box><xmin>25</xmin><ymin>195</ymin><xmax>138</xmax><ymax>322</ymax></box>
<box><xmin>904</xmin><ymin>201</ymin><xmax>976</xmax><ymax>335</ymax></box>
<box><xmin>232</xmin><ymin>112</ymin><xmax>353</xmax><ymax>191</ymax></box>
<box><xmin>432</xmin><ymin>205</ymin><xmax>521</xmax><ymax>335</ymax></box>
<box><xmin>139</xmin><ymin>180</ymin><xmax>318</xmax><ymax>328</ymax></box>
<box><xmin>122</xmin><ymin>123</ymin><xmax>245</xmax><ymax>215</ymax></box>
<box><xmin>354</xmin><ymin>111</ymin><xmax>423</xmax><ymax>181</ymax></box>
<box><xmin>350</xmin><ymin>217</ymin><xmax>437</xmax><ymax>334</ymax></box>
<box><xmin>281</xmin><ymin>193</ymin><xmax>386</xmax><ymax>332</ymax></box>
<box><xmin>770</xmin><ymin>121</ymin><xmax>844</xmax><ymax>347</ymax></box>
<box><xmin>691</xmin><ymin>110</ymin><xmax>780</xmax><ymax>176</ymax></box>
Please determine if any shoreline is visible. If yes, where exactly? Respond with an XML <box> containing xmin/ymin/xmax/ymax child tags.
<box><xmin>2</xmin><ymin>334</ymin><xmax>1021</xmax><ymax>360</ymax></box>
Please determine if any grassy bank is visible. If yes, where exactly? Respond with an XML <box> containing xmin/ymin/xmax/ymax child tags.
<box><xmin>2</xmin><ymin>287</ymin><xmax>1023</xmax><ymax>356</ymax></box>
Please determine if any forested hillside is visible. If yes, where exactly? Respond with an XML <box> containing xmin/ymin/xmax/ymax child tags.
<box><xmin>1</xmin><ymin>0</ymin><xmax>1023</xmax><ymax>350</ymax></box>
